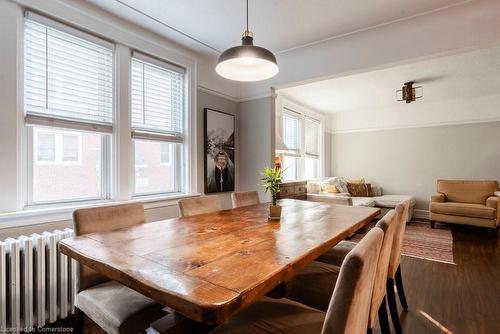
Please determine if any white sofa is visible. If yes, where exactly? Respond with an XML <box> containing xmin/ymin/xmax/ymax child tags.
<box><xmin>306</xmin><ymin>178</ymin><xmax>416</xmax><ymax>222</ymax></box>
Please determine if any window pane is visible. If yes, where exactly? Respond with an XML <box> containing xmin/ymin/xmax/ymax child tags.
<box><xmin>33</xmin><ymin>127</ymin><xmax>103</xmax><ymax>202</ymax></box>
<box><xmin>131</xmin><ymin>58</ymin><xmax>184</xmax><ymax>136</ymax></box>
<box><xmin>305</xmin><ymin>157</ymin><xmax>319</xmax><ymax>179</ymax></box>
<box><xmin>282</xmin><ymin>155</ymin><xmax>299</xmax><ymax>181</ymax></box>
<box><xmin>134</xmin><ymin>140</ymin><xmax>177</xmax><ymax>195</ymax></box>
<box><xmin>160</xmin><ymin>143</ymin><xmax>171</xmax><ymax>164</ymax></box>
<box><xmin>62</xmin><ymin>134</ymin><xmax>79</xmax><ymax>162</ymax></box>
<box><xmin>24</xmin><ymin>20</ymin><xmax>113</xmax><ymax>124</ymax></box>
<box><xmin>283</xmin><ymin>112</ymin><xmax>300</xmax><ymax>151</ymax></box>
<box><xmin>305</xmin><ymin>119</ymin><xmax>320</xmax><ymax>155</ymax></box>
<box><xmin>37</xmin><ymin>132</ymin><xmax>55</xmax><ymax>162</ymax></box>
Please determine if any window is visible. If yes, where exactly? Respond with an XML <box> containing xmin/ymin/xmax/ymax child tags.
<box><xmin>278</xmin><ymin>109</ymin><xmax>323</xmax><ymax>181</ymax></box>
<box><xmin>24</xmin><ymin>16</ymin><xmax>113</xmax><ymax>205</ymax></box>
<box><xmin>304</xmin><ymin>118</ymin><xmax>321</xmax><ymax>179</ymax></box>
<box><xmin>131</xmin><ymin>52</ymin><xmax>185</xmax><ymax>196</ymax></box>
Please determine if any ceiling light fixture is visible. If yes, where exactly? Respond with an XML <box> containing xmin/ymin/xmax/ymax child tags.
<box><xmin>396</xmin><ymin>81</ymin><xmax>423</xmax><ymax>103</ymax></box>
<box><xmin>215</xmin><ymin>0</ymin><xmax>279</xmax><ymax>82</ymax></box>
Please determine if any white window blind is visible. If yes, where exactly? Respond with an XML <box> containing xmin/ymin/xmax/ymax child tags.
<box><xmin>131</xmin><ymin>53</ymin><xmax>185</xmax><ymax>142</ymax></box>
<box><xmin>283</xmin><ymin>111</ymin><xmax>300</xmax><ymax>152</ymax></box>
<box><xmin>24</xmin><ymin>17</ymin><xmax>114</xmax><ymax>133</ymax></box>
<box><xmin>305</xmin><ymin>118</ymin><xmax>320</xmax><ymax>157</ymax></box>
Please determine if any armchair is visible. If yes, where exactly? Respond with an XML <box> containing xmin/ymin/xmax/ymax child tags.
<box><xmin>429</xmin><ymin>180</ymin><xmax>500</xmax><ymax>230</ymax></box>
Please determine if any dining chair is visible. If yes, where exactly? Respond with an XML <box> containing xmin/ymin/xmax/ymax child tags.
<box><xmin>178</xmin><ymin>196</ymin><xmax>222</xmax><ymax>217</ymax></box>
<box><xmin>208</xmin><ymin>226</ymin><xmax>384</xmax><ymax>334</ymax></box>
<box><xmin>73</xmin><ymin>203</ymin><xmax>165</xmax><ymax>334</ymax></box>
<box><xmin>386</xmin><ymin>200</ymin><xmax>411</xmax><ymax>334</ymax></box>
<box><xmin>231</xmin><ymin>191</ymin><xmax>260</xmax><ymax>208</ymax></box>
<box><xmin>287</xmin><ymin>210</ymin><xmax>398</xmax><ymax>334</ymax></box>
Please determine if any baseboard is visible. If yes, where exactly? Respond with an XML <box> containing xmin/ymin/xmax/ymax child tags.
<box><xmin>413</xmin><ymin>209</ymin><xmax>430</xmax><ymax>220</ymax></box>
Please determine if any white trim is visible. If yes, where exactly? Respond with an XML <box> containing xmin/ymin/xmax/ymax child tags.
<box><xmin>237</xmin><ymin>92</ymin><xmax>272</xmax><ymax>103</ymax></box>
<box><xmin>197</xmin><ymin>85</ymin><xmax>239</xmax><ymax>102</ymax></box>
<box><xmin>132</xmin><ymin>50</ymin><xmax>185</xmax><ymax>74</ymax></box>
<box><xmin>25</xmin><ymin>10</ymin><xmax>115</xmax><ymax>49</ymax></box>
<box><xmin>0</xmin><ymin>193</ymin><xmax>200</xmax><ymax>229</ymax></box>
<box><xmin>330</xmin><ymin>117</ymin><xmax>500</xmax><ymax>134</ymax></box>
<box><xmin>413</xmin><ymin>209</ymin><xmax>430</xmax><ymax>220</ymax></box>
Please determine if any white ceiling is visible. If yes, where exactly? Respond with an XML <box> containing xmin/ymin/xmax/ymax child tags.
<box><xmin>278</xmin><ymin>44</ymin><xmax>500</xmax><ymax>113</ymax></box>
<box><xmin>87</xmin><ymin>0</ymin><xmax>467</xmax><ymax>55</ymax></box>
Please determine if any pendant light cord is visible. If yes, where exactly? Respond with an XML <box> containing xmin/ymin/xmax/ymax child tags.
<box><xmin>246</xmin><ymin>0</ymin><xmax>249</xmax><ymax>32</ymax></box>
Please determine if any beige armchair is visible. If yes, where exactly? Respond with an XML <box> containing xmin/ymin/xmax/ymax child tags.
<box><xmin>429</xmin><ymin>180</ymin><xmax>500</xmax><ymax>230</ymax></box>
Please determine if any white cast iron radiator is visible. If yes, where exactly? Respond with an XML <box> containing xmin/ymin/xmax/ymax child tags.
<box><xmin>0</xmin><ymin>228</ymin><xmax>77</xmax><ymax>333</ymax></box>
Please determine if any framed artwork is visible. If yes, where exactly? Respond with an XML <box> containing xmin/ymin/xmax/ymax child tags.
<box><xmin>204</xmin><ymin>108</ymin><xmax>235</xmax><ymax>194</ymax></box>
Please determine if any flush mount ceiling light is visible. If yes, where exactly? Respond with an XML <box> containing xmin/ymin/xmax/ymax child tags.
<box><xmin>396</xmin><ymin>81</ymin><xmax>423</xmax><ymax>103</ymax></box>
<box><xmin>216</xmin><ymin>0</ymin><xmax>279</xmax><ymax>82</ymax></box>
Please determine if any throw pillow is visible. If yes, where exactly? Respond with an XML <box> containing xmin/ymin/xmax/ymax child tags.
<box><xmin>347</xmin><ymin>182</ymin><xmax>370</xmax><ymax>197</ymax></box>
<box><xmin>348</xmin><ymin>178</ymin><xmax>366</xmax><ymax>185</ymax></box>
<box><xmin>322</xmin><ymin>184</ymin><xmax>340</xmax><ymax>193</ymax></box>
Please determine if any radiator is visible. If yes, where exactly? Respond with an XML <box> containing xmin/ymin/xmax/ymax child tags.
<box><xmin>0</xmin><ymin>228</ymin><xmax>77</xmax><ymax>333</ymax></box>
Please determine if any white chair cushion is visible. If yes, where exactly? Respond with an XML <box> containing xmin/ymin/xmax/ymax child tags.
<box><xmin>351</xmin><ymin>197</ymin><xmax>376</xmax><ymax>207</ymax></box>
<box><xmin>76</xmin><ymin>281</ymin><xmax>164</xmax><ymax>334</ymax></box>
<box><xmin>373</xmin><ymin>195</ymin><xmax>416</xmax><ymax>208</ymax></box>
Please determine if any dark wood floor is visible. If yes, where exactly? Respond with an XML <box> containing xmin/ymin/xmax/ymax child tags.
<box><xmin>398</xmin><ymin>222</ymin><xmax>500</xmax><ymax>334</ymax></box>
<box><xmin>44</xmin><ymin>221</ymin><xmax>500</xmax><ymax>334</ymax></box>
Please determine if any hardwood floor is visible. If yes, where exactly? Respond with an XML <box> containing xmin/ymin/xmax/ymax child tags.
<box><xmin>44</xmin><ymin>221</ymin><xmax>499</xmax><ymax>334</ymax></box>
<box><xmin>398</xmin><ymin>222</ymin><xmax>500</xmax><ymax>334</ymax></box>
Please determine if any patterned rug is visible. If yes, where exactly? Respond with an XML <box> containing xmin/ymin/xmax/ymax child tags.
<box><xmin>349</xmin><ymin>221</ymin><xmax>454</xmax><ymax>264</ymax></box>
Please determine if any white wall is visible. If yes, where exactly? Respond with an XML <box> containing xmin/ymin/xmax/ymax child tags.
<box><xmin>331</xmin><ymin>121</ymin><xmax>500</xmax><ymax>210</ymax></box>
<box><xmin>197</xmin><ymin>90</ymin><xmax>239</xmax><ymax>209</ymax></box>
<box><xmin>237</xmin><ymin>97</ymin><xmax>275</xmax><ymax>201</ymax></box>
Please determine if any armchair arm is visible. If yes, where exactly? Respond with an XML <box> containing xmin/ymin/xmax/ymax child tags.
<box><xmin>486</xmin><ymin>196</ymin><xmax>500</xmax><ymax>221</ymax></box>
<box><xmin>431</xmin><ymin>193</ymin><xmax>446</xmax><ymax>203</ymax></box>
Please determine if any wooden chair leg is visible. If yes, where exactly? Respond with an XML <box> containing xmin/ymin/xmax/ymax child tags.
<box><xmin>387</xmin><ymin>279</ymin><xmax>403</xmax><ymax>334</ymax></box>
<box><xmin>74</xmin><ymin>307</ymin><xmax>84</xmax><ymax>334</ymax></box>
<box><xmin>430</xmin><ymin>221</ymin><xmax>435</xmax><ymax>229</ymax></box>
<box><xmin>395</xmin><ymin>265</ymin><xmax>408</xmax><ymax>311</ymax></box>
<box><xmin>378</xmin><ymin>296</ymin><xmax>391</xmax><ymax>334</ymax></box>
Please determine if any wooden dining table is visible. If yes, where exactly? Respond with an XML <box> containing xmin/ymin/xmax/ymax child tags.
<box><xmin>59</xmin><ymin>199</ymin><xmax>380</xmax><ymax>329</ymax></box>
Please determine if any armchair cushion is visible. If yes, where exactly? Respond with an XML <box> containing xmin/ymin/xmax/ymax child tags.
<box><xmin>431</xmin><ymin>193</ymin><xmax>446</xmax><ymax>203</ymax></box>
<box><xmin>430</xmin><ymin>202</ymin><xmax>495</xmax><ymax>220</ymax></box>
<box><xmin>436</xmin><ymin>180</ymin><xmax>498</xmax><ymax>204</ymax></box>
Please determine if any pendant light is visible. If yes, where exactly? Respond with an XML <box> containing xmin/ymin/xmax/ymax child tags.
<box><xmin>216</xmin><ymin>0</ymin><xmax>279</xmax><ymax>82</ymax></box>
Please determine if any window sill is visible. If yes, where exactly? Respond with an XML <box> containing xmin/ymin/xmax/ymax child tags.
<box><xmin>0</xmin><ymin>193</ymin><xmax>200</xmax><ymax>229</ymax></box>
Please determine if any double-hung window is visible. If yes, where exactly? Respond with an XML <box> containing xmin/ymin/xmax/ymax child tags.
<box><xmin>131</xmin><ymin>52</ymin><xmax>185</xmax><ymax>196</ymax></box>
<box><xmin>281</xmin><ymin>111</ymin><xmax>301</xmax><ymax>180</ymax></box>
<box><xmin>24</xmin><ymin>14</ymin><xmax>113</xmax><ymax>205</ymax></box>
<box><xmin>279</xmin><ymin>108</ymin><xmax>322</xmax><ymax>181</ymax></box>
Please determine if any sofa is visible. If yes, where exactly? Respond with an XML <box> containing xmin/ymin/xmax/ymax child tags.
<box><xmin>429</xmin><ymin>180</ymin><xmax>500</xmax><ymax>229</ymax></box>
<box><xmin>306</xmin><ymin>177</ymin><xmax>416</xmax><ymax>222</ymax></box>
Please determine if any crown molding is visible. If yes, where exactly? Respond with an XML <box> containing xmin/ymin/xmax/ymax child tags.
<box><xmin>197</xmin><ymin>85</ymin><xmax>239</xmax><ymax>102</ymax></box>
<box><xmin>329</xmin><ymin>117</ymin><xmax>500</xmax><ymax>134</ymax></box>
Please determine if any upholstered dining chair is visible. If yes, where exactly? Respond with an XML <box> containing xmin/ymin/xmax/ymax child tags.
<box><xmin>386</xmin><ymin>200</ymin><xmax>411</xmax><ymax>334</ymax></box>
<box><xmin>178</xmin><ymin>196</ymin><xmax>222</xmax><ymax>217</ymax></box>
<box><xmin>73</xmin><ymin>203</ymin><xmax>165</xmax><ymax>334</ymax></box>
<box><xmin>208</xmin><ymin>226</ymin><xmax>384</xmax><ymax>334</ymax></box>
<box><xmin>287</xmin><ymin>210</ymin><xmax>399</xmax><ymax>334</ymax></box>
<box><xmin>231</xmin><ymin>191</ymin><xmax>260</xmax><ymax>208</ymax></box>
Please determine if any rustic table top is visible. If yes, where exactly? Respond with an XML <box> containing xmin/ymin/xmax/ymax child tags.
<box><xmin>60</xmin><ymin>199</ymin><xmax>380</xmax><ymax>325</ymax></box>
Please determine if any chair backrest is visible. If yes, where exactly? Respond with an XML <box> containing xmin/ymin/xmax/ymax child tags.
<box><xmin>368</xmin><ymin>210</ymin><xmax>398</xmax><ymax>328</ymax></box>
<box><xmin>178</xmin><ymin>196</ymin><xmax>222</xmax><ymax>217</ymax></box>
<box><xmin>73</xmin><ymin>203</ymin><xmax>145</xmax><ymax>291</ymax></box>
<box><xmin>437</xmin><ymin>179</ymin><xmax>499</xmax><ymax>204</ymax></box>
<box><xmin>322</xmin><ymin>227</ymin><xmax>384</xmax><ymax>334</ymax></box>
<box><xmin>388</xmin><ymin>200</ymin><xmax>411</xmax><ymax>279</ymax></box>
<box><xmin>231</xmin><ymin>191</ymin><xmax>260</xmax><ymax>208</ymax></box>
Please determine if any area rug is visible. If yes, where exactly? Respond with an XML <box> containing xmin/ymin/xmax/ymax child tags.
<box><xmin>349</xmin><ymin>221</ymin><xmax>454</xmax><ymax>264</ymax></box>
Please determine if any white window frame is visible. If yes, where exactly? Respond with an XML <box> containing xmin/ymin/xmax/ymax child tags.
<box><xmin>130</xmin><ymin>52</ymin><xmax>186</xmax><ymax>198</ymax></box>
<box><xmin>0</xmin><ymin>6</ymin><xmax>197</xmax><ymax>223</ymax></box>
<box><xmin>275</xmin><ymin>97</ymin><xmax>325</xmax><ymax>181</ymax></box>
<box><xmin>23</xmin><ymin>12</ymin><xmax>114</xmax><ymax>207</ymax></box>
